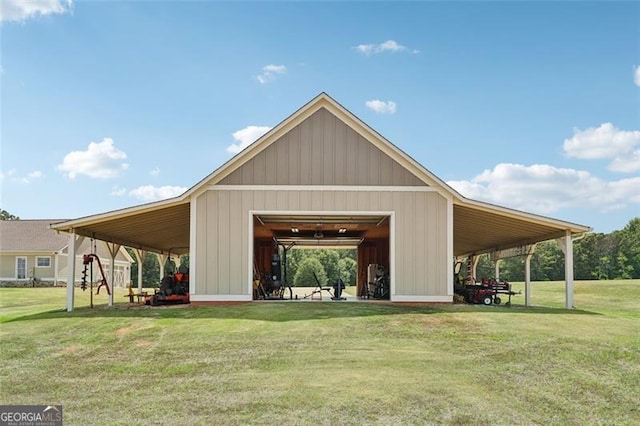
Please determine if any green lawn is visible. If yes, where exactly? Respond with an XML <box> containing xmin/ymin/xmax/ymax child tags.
<box><xmin>1</xmin><ymin>281</ymin><xmax>638</xmax><ymax>425</ymax></box>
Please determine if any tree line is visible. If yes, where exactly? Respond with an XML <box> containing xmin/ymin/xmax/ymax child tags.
<box><xmin>474</xmin><ymin>217</ymin><xmax>640</xmax><ymax>282</ymax></box>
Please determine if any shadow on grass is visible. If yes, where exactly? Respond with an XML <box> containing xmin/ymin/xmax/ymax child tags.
<box><xmin>3</xmin><ymin>300</ymin><xmax>601</xmax><ymax>324</ymax></box>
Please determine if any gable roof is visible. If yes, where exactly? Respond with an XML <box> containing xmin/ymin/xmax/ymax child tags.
<box><xmin>51</xmin><ymin>92</ymin><xmax>590</xmax><ymax>256</ymax></box>
<box><xmin>185</xmin><ymin>92</ymin><xmax>457</xmax><ymax>198</ymax></box>
<box><xmin>0</xmin><ymin>220</ymin><xmax>69</xmax><ymax>252</ymax></box>
<box><xmin>1</xmin><ymin>219</ymin><xmax>134</xmax><ymax>262</ymax></box>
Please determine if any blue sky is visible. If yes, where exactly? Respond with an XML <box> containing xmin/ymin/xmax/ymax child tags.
<box><xmin>1</xmin><ymin>0</ymin><xmax>638</xmax><ymax>233</ymax></box>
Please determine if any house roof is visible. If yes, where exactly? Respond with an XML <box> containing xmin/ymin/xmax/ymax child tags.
<box><xmin>51</xmin><ymin>93</ymin><xmax>591</xmax><ymax>256</ymax></box>
<box><xmin>0</xmin><ymin>219</ymin><xmax>135</xmax><ymax>262</ymax></box>
<box><xmin>0</xmin><ymin>220</ymin><xmax>69</xmax><ymax>252</ymax></box>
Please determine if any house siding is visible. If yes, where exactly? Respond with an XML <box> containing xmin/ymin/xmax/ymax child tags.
<box><xmin>219</xmin><ymin>108</ymin><xmax>427</xmax><ymax>187</ymax></box>
<box><xmin>194</xmin><ymin>188</ymin><xmax>448</xmax><ymax>299</ymax></box>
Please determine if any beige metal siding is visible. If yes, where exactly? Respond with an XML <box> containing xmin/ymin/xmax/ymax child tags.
<box><xmin>194</xmin><ymin>189</ymin><xmax>447</xmax><ymax>297</ymax></box>
<box><xmin>219</xmin><ymin>108</ymin><xmax>426</xmax><ymax>186</ymax></box>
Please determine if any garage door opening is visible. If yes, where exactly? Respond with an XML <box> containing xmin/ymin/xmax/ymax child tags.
<box><xmin>252</xmin><ymin>214</ymin><xmax>391</xmax><ymax>301</ymax></box>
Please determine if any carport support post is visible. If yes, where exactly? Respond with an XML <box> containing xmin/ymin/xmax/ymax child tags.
<box><xmin>105</xmin><ymin>242</ymin><xmax>121</xmax><ymax>307</ymax></box>
<box><xmin>494</xmin><ymin>259</ymin><xmax>501</xmax><ymax>281</ymax></box>
<box><xmin>135</xmin><ymin>249</ymin><xmax>146</xmax><ymax>293</ymax></box>
<box><xmin>66</xmin><ymin>233</ymin><xmax>84</xmax><ymax>312</ymax></box>
<box><xmin>556</xmin><ymin>230</ymin><xmax>574</xmax><ymax>309</ymax></box>
<box><xmin>524</xmin><ymin>254</ymin><xmax>532</xmax><ymax>306</ymax></box>
<box><xmin>472</xmin><ymin>256</ymin><xmax>480</xmax><ymax>281</ymax></box>
<box><xmin>66</xmin><ymin>232</ymin><xmax>77</xmax><ymax>312</ymax></box>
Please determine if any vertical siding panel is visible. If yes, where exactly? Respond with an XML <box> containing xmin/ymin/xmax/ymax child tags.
<box><xmin>311</xmin><ymin>111</ymin><xmax>323</xmax><ymax>184</ymax></box>
<box><xmin>207</xmin><ymin>191</ymin><xmax>219</xmax><ymax>294</ymax></box>
<box><xmin>253</xmin><ymin>151</ymin><xmax>266</xmax><ymax>185</ymax></box>
<box><xmin>241</xmin><ymin>155</ymin><xmax>253</xmax><ymax>184</ymax></box>
<box><xmin>276</xmin><ymin>133</ymin><xmax>288</xmax><ymax>185</ymax></box>
<box><xmin>334</xmin><ymin>191</ymin><xmax>346</xmax><ymax>211</ymax></box>
<box><xmin>380</xmin><ymin>156</ymin><xmax>392</xmax><ymax>187</ymax></box>
<box><xmin>288</xmin><ymin>191</ymin><xmax>300</xmax><ymax>211</ymax></box>
<box><xmin>357</xmin><ymin>192</ymin><xmax>369</xmax><ymax>211</ymax></box>
<box><xmin>217</xmin><ymin>191</ymin><xmax>230</xmax><ymax>294</ymax></box>
<box><xmin>322</xmin><ymin>191</ymin><xmax>334</xmax><ymax>211</ymax></box>
<box><xmin>415</xmin><ymin>192</ymin><xmax>427</xmax><ymax>295</ymax></box>
<box><xmin>300</xmin><ymin>116</ymin><xmax>312</xmax><ymax>185</ymax></box>
<box><xmin>253</xmin><ymin>190</ymin><xmax>266</xmax><ymax>210</ymax></box>
<box><xmin>276</xmin><ymin>190</ymin><xmax>288</xmax><ymax>210</ymax></box>
<box><xmin>369</xmin><ymin>146</ymin><xmax>380</xmax><ymax>185</ymax></box>
<box><xmin>242</xmin><ymin>190</ymin><xmax>253</xmax><ymax>295</ymax></box>
<box><xmin>393</xmin><ymin>192</ymin><xmax>406</xmax><ymax>296</ymax></box>
<box><xmin>368</xmin><ymin>191</ymin><xmax>381</xmax><ymax>211</ymax></box>
<box><xmin>265</xmin><ymin>190</ymin><xmax>278</xmax><ymax>210</ymax></box>
<box><xmin>436</xmin><ymin>195</ymin><xmax>445</xmax><ymax>294</ymax></box>
<box><xmin>288</xmin><ymin>126</ymin><xmax>300</xmax><ymax>185</ymax></box>
<box><xmin>406</xmin><ymin>193</ymin><xmax>416</xmax><ymax>295</ymax></box>
<box><xmin>311</xmin><ymin>190</ymin><xmax>323</xmax><ymax>211</ymax></box>
<box><xmin>346</xmin><ymin>127</ymin><xmax>357</xmax><ymax>185</ymax></box>
<box><xmin>264</xmin><ymin>147</ymin><xmax>278</xmax><ymax>185</ymax></box>
<box><xmin>196</xmin><ymin>193</ymin><xmax>208</xmax><ymax>295</ymax></box>
<box><xmin>334</xmin><ymin>119</ymin><xmax>346</xmax><ymax>184</ymax></box>
<box><xmin>323</xmin><ymin>110</ymin><xmax>334</xmax><ymax>185</ymax></box>
<box><xmin>228</xmin><ymin>191</ymin><xmax>243</xmax><ymax>293</ymax></box>
<box><xmin>345</xmin><ymin>191</ymin><xmax>358</xmax><ymax>211</ymax></box>
<box><xmin>299</xmin><ymin>190</ymin><xmax>312</xmax><ymax>210</ymax></box>
<box><xmin>357</xmin><ymin>136</ymin><xmax>369</xmax><ymax>184</ymax></box>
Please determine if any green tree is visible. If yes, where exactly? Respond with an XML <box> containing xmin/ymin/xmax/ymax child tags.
<box><xmin>338</xmin><ymin>257</ymin><xmax>357</xmax><ymax>285</ymax></box>
<box><xmin>0</xmin><ymin>209</ymin><xmax>19</xmax><ymax>220</ymax></box>
<box><xmin>293</xmin><ymin>257</ymin><xmax>327</xmax><ymax>287</ymax></box>
<box><xmin>127</xmin><ymin>249</ymin><xmax>161</xmax><ymax>287</ymax></box>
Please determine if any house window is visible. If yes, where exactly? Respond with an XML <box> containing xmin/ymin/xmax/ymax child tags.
<box><xmin>36</xmin><ymin>257</ymin><xmax>51</xmax><ymax>268</ymax></box>
<box><xmin>16</xmin><ymin>257</ymin><xmax>26</xmax><ymax>279</ymax></box>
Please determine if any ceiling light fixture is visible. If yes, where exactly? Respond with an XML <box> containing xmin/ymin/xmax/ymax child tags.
<box><xmin>338</xmin><ymin>228</ymin><xmax>347</xmax><ymax>233</ymax></box>
<box><xmin>314</xmin><ymin>230</ymin><xmax>324</xmax><ymax>239</ymax></box>
<box><xmin>291</xmin><ymin>227</ymin><xmax>299</xmax><ymax>233</ymax></box>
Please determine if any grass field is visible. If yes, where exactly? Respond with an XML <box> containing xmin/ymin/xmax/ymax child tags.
<box><xmin>1</xmin><ymin>280</ymin><xmax>638</xmax><ymax>425</ymax></box>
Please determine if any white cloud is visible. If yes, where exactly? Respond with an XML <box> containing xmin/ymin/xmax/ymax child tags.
<box><xmin>226</xmin><ymin>125</ymin><xmax>271</xmax><ymax>154</ymax></box>
<box><xmin>129</xmin><ymin>185</ymin><xmax>187</xmax><ymax>202</ymax></box>
<box><xmin>256</xmin><ymin>64</ymin><xmax>286</xmax><ymax>84</ymax></box>
<box><xmin>608</xmin><ymin>150</ymin><xmax>640</xmax><ymax>173</ymax></box>
<box><xmin>447</xmin><ymin>163</ymin><xmax>640</xmax><ymax>214</ymax></box>
<box><xmin>354</xmin><ymin>40</ymin><xmax>419</xmax><ymax>56</ymax></box>
<box><xmin>365</xmin><ymin>99</ymin><xmax>397</xmax><ymax>115</ymax></box>
<box><xmin>149</xmin><ymin>167</ymin><xmax>160</xmax><ymax>177</ymax></box>
<box><xmin>0</xmin><ymin>169</ymin><xmax>44</xmax><ymax>184</ymax></box>
<box><xmin>0</xmin><ymin>0</ymin><xmax>73</xmax><ymax>23</ymax></box>
<box><xmin>563</xmin><ymin>123</ymin><xmax>640</xmax><ymax>172</ymax></box>
<box><xmin>57</xmin><ymin>137</ymin><xmax>128</xmax><ymax>179</ymax></box>
<box><xmin>110</xmin><ymin>186</ymin><xmax>126</xmax><ymax>197</ymax></box>
<box><xmin>634</xmin><ymin>65</ymin><xmax>640</xmax><ymax>87</ymax></box>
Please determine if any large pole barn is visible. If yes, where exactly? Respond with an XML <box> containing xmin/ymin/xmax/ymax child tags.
<box><xmin>52</xmin><ymin>93</ymin><xmax>590</xmax><ymax>310</ymax></box>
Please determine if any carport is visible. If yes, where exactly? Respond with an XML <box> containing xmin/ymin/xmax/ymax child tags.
<box><xmin>52</xmin><ymin>191</ymin><xmax>589</xmax><ymax>311</ymax></box>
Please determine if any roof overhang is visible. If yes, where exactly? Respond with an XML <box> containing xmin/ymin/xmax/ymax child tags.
<box><xmin>51</xmin><ymin>199</ymin><xmax>191</xmax><ymax>255</ymax></box>
<box><xmin>453</xmin><ymin>199</ymin><xmax>591</xmax><ymax>257</ymax></box>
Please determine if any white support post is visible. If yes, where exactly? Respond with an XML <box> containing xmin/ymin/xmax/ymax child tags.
<box><xmin>524</xmin><ymin>253</ymin><xmax>532</xmax><ymax>306</ymax></box>
<box><xmin>66</xmin><ymin>233</ymin><xmax>77</xmax><ymax>312</ymax></box>
<box><xmin>135</xmin><ymin>249</ymin><xmax>146</xmax><ymax>293</ymax></box>
<box><xmin>564</xmin><ymin>231</ymin><xmax>574</xmax><ymax>309</ymax></box>
<box><xmin>54</xmin><ymin>253</ymin><xmax>59</xmax><ymax>287</ymax></box>
<box><xmin>556</xmin><ymin>232</ymin><xmax>575</xmax><ymax>310</ymax></box>
<box><xmin>494</xmin><ymin>259</ymin><xmax>501</xmax><ymax>281</ymax></box>
<box><xmin>104</xmin><ymin>242</ymin><xmax>121</xmax><ymax>307</ymax></box>
<box><xmin>157</xmin><ymin>253</ymin><xmax>168</xmax><ymax>276</ymax></box>
<box><xmin>472</xmin><ymin>256</ymin><xmax>480</xmax><ymax>282</ymax></box>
